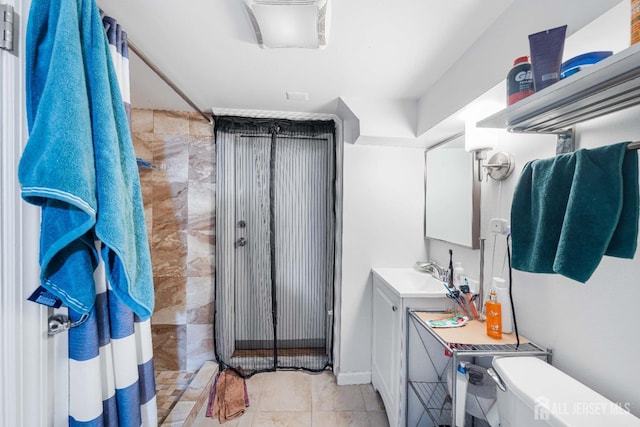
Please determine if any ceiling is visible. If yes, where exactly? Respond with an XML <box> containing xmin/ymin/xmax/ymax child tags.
<box><xmin>98</xmin><ymin>0</ymin><xmax>622</xmax><ymax>146</ymax></box>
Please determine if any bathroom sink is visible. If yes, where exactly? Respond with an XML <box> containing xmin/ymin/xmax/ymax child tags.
<box><xmin>371</xmin><ymin>267</ymin><xmax>448</xmax><ymax>298</ymax></box>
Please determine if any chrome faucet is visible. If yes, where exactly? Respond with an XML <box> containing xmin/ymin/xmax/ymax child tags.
<box><xmin>415</xmin><ymin>261</ymin><xmax>449</xmax><ymax>282</ymax></box>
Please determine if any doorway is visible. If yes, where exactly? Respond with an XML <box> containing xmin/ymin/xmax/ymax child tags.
<box><xmin>215</xmin><ymin>117</ymin><xmax>336</xmax><ymax>375</ymax></box>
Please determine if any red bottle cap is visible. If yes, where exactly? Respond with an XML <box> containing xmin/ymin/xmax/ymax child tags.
<box><xmin>513</xmin><ymin>56</ymin><xmax>530</xmax><ymax>66</ymax></box>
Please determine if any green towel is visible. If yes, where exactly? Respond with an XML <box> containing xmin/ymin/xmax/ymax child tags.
<box><xmin>511</xmin><ymin>142</ymin><xmax>639</xmax><ymax>283</ymax></box>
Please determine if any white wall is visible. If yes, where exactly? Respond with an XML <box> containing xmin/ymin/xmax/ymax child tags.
<box><xmin>427</xmin><ymin>3</ymin><xmax>640</xmax><ymax>415</ymax></box>
<box><xmin>338</xmin><ymin>143</ymin><xmax>427</xmax><ymax>384</ymax></box>
<box><xmin>434</xmin><ymin>107</ymin><xmax>640</xmax><ymax>417</ymax></box>
<box><xmin>523</xmin><ymin>105</ymin><xmax>640</xmax><ymax>416</ymax></box>
<box><xmin>416</xmin><ymin>0</ymin><xmax>622</xmax><ymax>135</ymax></box>
<box><xmin>341</xmin><ymin>97</ymin><xmax>418</xmax><ymax>139</ymax></box>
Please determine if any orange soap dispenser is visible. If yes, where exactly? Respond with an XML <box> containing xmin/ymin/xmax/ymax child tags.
<box><xmin>485</xmin><ymin>289</ymin><xmax>502</xmax><ymax>339</ymax></box>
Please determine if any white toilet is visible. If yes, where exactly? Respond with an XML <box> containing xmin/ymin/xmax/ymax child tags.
<box><xmin>491</xmin><ymin>356</ymin><xmax>640</xmax><ymax>426</ymax></box>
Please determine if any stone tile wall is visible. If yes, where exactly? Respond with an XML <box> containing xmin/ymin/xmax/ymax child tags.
<box><xmin>131</xmin><ymin>109</ymin><xmax>215</xmax><ymax>371</ymax></box>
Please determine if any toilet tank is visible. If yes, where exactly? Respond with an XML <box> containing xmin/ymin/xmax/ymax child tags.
<box><xmin>492</xmin><ymin>357</ymin><xmax>640</xmax><ymax>427</ymax></box>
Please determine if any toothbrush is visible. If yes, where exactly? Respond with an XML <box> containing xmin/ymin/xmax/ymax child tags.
<box><xmin>459</xmin><ymin>282</ymin><xmax>479</xmax><ymax>319</ymax></box>
<box><xmin>443</xmin><ymin>283</ymin><xmax>473</xmax><ymax>318</ymax></box>
<box><xmin>443</xmin><ymin>283</ymin><xmax>461</xmax><ymax>304</ymax></box>
<box><xmin>454</xmin><ymin>289</ymin><xmax>475</xmax><ymax>319</ymax></box>
<box><xmin>447</xmin><ymin>249</ymin><xmax>454</xmax><ymax>288</ymax></box>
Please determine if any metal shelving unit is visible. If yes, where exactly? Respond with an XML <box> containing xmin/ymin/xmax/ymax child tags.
<box><xmin>408</xmin><ymin>381</ymin><xmax>452</xmax><ymax>426</ymax></box>
<box><xmin>477</xmin><ymin>43</ymin><xmax>640</xmax><ymax>134</ymax></box>
<box><xmin>407</xmin><ymin>310</ymin><xmax>552</xmax><ymax>427</ymax></box>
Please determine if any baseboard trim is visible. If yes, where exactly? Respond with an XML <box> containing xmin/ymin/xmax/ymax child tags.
<box><xmin>336</xmin><ymin>370</ymin><xmax>371</xmax><ymax>386</ymax></box>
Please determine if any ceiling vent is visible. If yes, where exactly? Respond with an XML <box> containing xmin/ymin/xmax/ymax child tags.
<box><xmin>243</xmin><ymin>0</ymin><xmax>330</xmax><ymax>49</ymax></box>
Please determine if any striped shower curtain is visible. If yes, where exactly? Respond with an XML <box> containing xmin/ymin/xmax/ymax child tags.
<box><xmin>66</xmin><ymin>14</ymin><xmax>157</xmax><ymax>426</ymax></box>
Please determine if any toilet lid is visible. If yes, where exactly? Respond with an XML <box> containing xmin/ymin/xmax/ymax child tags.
<box><xmin>492</xmin><ymin>357</ymin><xmax>640</xmax><ymax>426</ymax></box>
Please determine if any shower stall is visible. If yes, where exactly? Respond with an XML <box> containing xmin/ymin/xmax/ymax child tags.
<box><xmin>215</xmin><ymin>117</ymin><xmax>336</xmax><ymax>375</ymax></box>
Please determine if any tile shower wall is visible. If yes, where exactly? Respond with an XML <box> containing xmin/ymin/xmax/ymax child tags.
<box><xmin>131</xmin><ymin>109</ymin><xmax>215</xmax><ymax>371</ymax></box>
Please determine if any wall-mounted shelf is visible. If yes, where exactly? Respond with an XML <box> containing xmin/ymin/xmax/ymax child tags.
<box><xmin>477</xmin><ymin>43</ymin><xmax>640</xmax><ymax>134</ymax></box>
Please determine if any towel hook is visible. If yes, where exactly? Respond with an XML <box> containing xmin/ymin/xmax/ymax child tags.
<box><xmin>48</xmin><ymin>313</ymin><xmax>89</xmax><ymax>335</ymax></box>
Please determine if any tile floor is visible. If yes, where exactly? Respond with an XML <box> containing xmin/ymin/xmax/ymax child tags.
<box><xmin>156</xmin><ymin>370</ymin><xmax>198</xmax><ymax>423</ymax></box>
<box><xmin>190</xmin><ymin>369</ymin><xmax>390</xmax><ymax>427</ymax></box>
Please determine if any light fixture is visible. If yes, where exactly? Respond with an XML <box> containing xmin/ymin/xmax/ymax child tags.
<box><xmin>483</xmin><ymin>151</ymin><xmax>515</xmax><ymax>181</ymax></box>
<box><xmin>464</xmin><ymin>119</ymin><xmax>515</xmax><ymax>182</ymax></box>
<box><xmin>244</xmin><ymin>0</ymin><xmax>331</xmax><ymax>49</ymax></box>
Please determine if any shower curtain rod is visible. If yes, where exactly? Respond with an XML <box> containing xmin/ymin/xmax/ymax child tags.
<box><xmin>127</xmin><ymin>40</ymin><xmax>213</xmax><ymax>125</ymax></box>
<box><xmin>628</xmin><ymin>141</ymin><xmax>640</xmax><ymax>150</ymax></box>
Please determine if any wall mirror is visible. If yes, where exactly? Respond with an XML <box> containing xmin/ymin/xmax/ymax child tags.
<box><xmin>424</xmin><ymin>133</ymin><xmax>480</xmax><ymax>249</ymax></box>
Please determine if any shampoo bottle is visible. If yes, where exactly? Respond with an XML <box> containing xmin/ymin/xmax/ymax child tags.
<box><xmin>485</xmin><ymin>289</ymin><xmax>502</xmax><ymax>339</ymax></box>
<box><xmin>493</xmin><ymin>277</ymin><xmax>513</xmax><ymax>333</ymax></box>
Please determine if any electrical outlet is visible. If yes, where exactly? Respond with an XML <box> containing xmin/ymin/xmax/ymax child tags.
<box><xmin>490</xmin><ymin>218</ymin><xmax>510</xmax><ymax>234</ymax></box>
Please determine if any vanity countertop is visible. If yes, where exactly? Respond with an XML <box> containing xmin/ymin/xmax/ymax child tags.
<box><xmin>372</xmin><ymin>267</ymin><xmax>448</xmax><ymax>299</ymax></box>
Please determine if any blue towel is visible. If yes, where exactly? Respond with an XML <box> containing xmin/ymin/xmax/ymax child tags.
<box><xmin>19</xmin><ymin>0</ymin><xmax>154</xmax><ymax>319</ymax></box>
<box><xmin>511</xmin><ymin>142</ymin><xmax>639</xmax><ymax>283</ymax></box>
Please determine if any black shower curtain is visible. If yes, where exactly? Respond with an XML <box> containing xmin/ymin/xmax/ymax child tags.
<box><xmin>214</xmin><ymin>116</ymin><xmax>336</xmax><ymax>376</ymax></box>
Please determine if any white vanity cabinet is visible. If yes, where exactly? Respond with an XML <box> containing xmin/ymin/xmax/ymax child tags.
<box><xmin>371</xmin><ymin>268</ymin><xmax>448</xmax><ymax>427</ymax></box>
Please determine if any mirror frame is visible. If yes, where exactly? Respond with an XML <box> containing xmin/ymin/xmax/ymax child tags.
<box><xmin>424</xmin><ymin>133</ymin><xmax>481</xmax><ymax>249</ymax></box>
